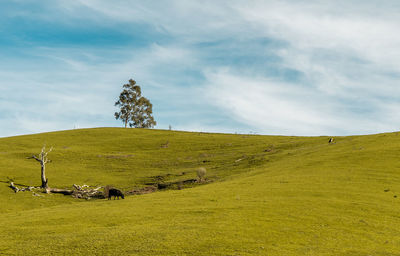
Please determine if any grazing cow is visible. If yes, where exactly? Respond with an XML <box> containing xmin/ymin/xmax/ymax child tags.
<box><xmin>108</xmin><ymin>188</ymin><xmax>125</xmax><ymax>200</ymax></box>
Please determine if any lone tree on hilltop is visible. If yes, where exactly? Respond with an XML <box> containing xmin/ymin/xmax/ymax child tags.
<box><xmin>115</xmin><ymin>79</ymin><xmax>156</xmax><ymax>128</ymax></box>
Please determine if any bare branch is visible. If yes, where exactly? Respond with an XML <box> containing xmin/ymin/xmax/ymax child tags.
<box><xmin>41</xmin><ymin>146</ymin><xmax>53</xmax><ymax>162</ymax></box>
<box><xmin>27</xmin><ymin>155</ymin><xmax>42</xmax><ymax>162</ymax></box>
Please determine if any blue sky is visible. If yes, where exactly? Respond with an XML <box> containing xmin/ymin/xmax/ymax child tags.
<box><xmin>1</xmin><ymin>0</ymin><xmax>400</xmax><ymax>137</ymax></box>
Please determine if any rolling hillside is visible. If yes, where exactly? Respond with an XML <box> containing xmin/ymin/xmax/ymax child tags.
<box><xmin>0</xmin><ymin>128</ymin><xmax>399</xmax><ymax>255</ymax></box>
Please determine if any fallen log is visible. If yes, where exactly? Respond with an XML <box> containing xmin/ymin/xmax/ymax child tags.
<box><xmin>9</xmin><ymin>182</ymin><xmax>105</xmax><ymax>199</ymax></box>
<box><xmin>20</xmin><ymin>186</ymin><xmax>34</xmax><ymax>192</ymax></box>
<box><xmin>9</xmin><ymin>182</ymin><xmax>39</xmax><ymax>193</ymax></box>
<box><xmin>48</xmin><ymin>188</ymin><xmax>73</xmax><ymax>195</ymax></box>
<box><xmin>9</xmin><ymin>182</ymin><xmax>19</xmax><ymax>193</ymax></box>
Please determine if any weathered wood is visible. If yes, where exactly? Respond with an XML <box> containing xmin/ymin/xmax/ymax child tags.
<box><xmin>48</xmin><ymin>188</ymin><xmax>73</xmax><ymax>195</ymax></box>
<box><xmin>70</xmin><ymin>184</ymin><xmax>105</xmax><ymax>199</ymax></box>
<box><xmin>28</xmin><ymin>146</ymin><xmax>52</xmax><ymax>188</ymax></box>
<box><xmin>10</xmin><ymin>180</ymin><xmax>105</xmax><ymax>199</ymax></box>
<box><xmin>9</xmin><ymin>182</ymin><xmax>19</xmax><ymax>193</ymax></box>
<box><xmin>9</xmin><ymin>183</ymin><xmax>37</xmax><ymax>193</ymax></box>
<box><xmin>73</xmin><ymin>184</ymin><xmax>91</xmax><ymax>191</ymax></box>
<box><xmin>20</xmin><ymin>186</ymin><xmax>34</xmax><ymax>192</ymax></box>
<box><xmin>40</xmin><ymin>163</ymin><xmax>48</xmax><ymax>189</ymax></box>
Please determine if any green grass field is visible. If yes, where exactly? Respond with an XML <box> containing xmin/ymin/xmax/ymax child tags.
<box><xmin>1</xmin><ymin>128</ymin><xmax>399</xmax><ymax>255</ymax></box>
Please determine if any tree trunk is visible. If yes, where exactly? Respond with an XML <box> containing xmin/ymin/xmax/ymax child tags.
<box><xmin>29</xmin><ymin>146</ymin><xmax>52</xmax><ymax>189</ymax></box>
<box><xmin>125</xmin><ymin>119</ymin><xmax>128</xmax><ymax>128</ymax></box>
<box><xmin>41</xmin><ymin>163</ymin><xmax>48</xmax><ymax>188</ymax></box>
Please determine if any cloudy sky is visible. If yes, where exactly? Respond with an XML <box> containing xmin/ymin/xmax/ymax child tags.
<box><xmin>1</xmin><ymin>0</ymin><xmax>400</xmax><ymax>137</ymax></box>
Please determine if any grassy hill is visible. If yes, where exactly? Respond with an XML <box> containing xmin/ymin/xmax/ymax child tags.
<box><xmin>0</xmin><ymin>128</ymin><xmax>399</xmax><ymax>255</ymax></box>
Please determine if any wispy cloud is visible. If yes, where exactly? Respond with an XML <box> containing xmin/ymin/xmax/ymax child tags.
<box><xmin>204</xmin><ymin>69</ymin><xmax>399</xmax><ymax>135</ymax></box>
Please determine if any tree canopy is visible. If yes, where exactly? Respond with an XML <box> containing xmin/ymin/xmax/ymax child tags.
<box><xmin>115</xmin><ymin>79</ymin><xmax>156</xmax><ymax>128</ymax></box>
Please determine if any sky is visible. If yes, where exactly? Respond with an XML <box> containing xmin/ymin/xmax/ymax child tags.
<box><xmin>1</xmin><ymin>0</ymin><xmax>400</xmax><ymax>137</ymax></box>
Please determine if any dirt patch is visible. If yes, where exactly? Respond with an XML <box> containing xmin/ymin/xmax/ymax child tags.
<box><xmin>264</xmin><ymin>145</ymin><xmax>275</xmax><ymax>152</ymax></box>
<box><xmin>156</xmin><ymin>179</ymin><xmax>198</xmax><ymax>190</ymax></box>
<box><xmin>160</xmin><ymin>141</ymin><xmax>169</xmax><ymax>148</ymax></box>
<box><xmin>149</xmin><ymin>173</ymin><xmax>185</xmax><ymax>182</ymax></box>
<box><xmin>126</xmin><ymin>186</ymin><xmax>157</xmax><ymax>195</ymax></box>
<box><xmin>139</xmin><ymin>171</ymin><xmax>211</xmax><ymax>193</ymax></box>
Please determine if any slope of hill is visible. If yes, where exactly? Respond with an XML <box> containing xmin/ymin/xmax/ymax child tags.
<box><xmin>0</xmin><ymin>128</ymin><xmax>399</xmax><ymax>255</ymax></box>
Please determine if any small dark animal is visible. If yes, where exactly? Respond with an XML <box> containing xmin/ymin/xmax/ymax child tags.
<box><xmin>108</xmin><ymin>188</ymin><xmax>125</xmax><ymax>200</ymax></box>
<box><xmin>328</xmin><ymin>138</ymin><xmax>334</xmax><ymax>143</ymax></box>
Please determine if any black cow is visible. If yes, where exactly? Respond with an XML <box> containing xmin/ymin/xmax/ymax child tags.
<box><xmin>108</xmin><ymin>188</ymin><xmax>125</xmax><ymax>200</ymax></box>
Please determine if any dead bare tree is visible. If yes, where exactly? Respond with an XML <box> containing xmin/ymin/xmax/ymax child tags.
<box><xmin>8</xmin><ymin>146</ymin><xmax>106</xmax><ymax>200</ymax></box>
<box><xmin>28</xmin><ymin>146</ymin><xmax>53</xmax><ymax>188</ymax></box>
